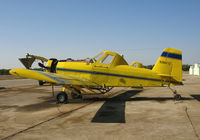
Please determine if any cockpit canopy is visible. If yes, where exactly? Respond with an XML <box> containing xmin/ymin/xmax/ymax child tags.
<box><xmin>91</xmin><ymin>51</ymin><xmax>128</xmax><ymax>66</ymax></box>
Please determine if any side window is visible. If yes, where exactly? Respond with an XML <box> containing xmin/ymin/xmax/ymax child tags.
<box><xmin>100</xmin><ymin>55</ymin><xmax>114</xmax><ymax>64</ymax></box>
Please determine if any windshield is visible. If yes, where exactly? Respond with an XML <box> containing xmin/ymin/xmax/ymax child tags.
<box><xmin>100</xmin><ymin>55</ymin><xmax>114</xmax><ymax>64</ymax></box>
<box><xmin>93</xmin><ymin>52</ymin><xmax>104</xmax><ymax>62</ymax></box>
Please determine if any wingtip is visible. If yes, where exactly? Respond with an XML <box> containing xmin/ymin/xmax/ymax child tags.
<box><xmin>9</xmin><ymin>69</ymin><xmax>16</xmax><ymax>76</ymax></box>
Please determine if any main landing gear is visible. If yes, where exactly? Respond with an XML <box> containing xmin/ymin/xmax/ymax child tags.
<box><xmin>70</xmin><ymin>88</ymin><xmax>82</xmax><ymax>99</ymax></box>
<box><xmin>55</xmin><ymin>85</ymin><xmax>112</xmax><ymax>104</ymax></box>
<box><xmin>56</xmin><ymin>87</ymin><xmax>82</xmax><ymax>104</ymax></box>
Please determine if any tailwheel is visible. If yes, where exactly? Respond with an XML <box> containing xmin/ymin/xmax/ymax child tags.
<box><xmin>56</xmin><ymin>92</ymin><xmax>68</xmax><ymax>104</ymax></box>
<box><xmin>70</xmin><ymin>89</ymin><xmax>82</xmax><ymax>99</ymax></box>
<box><xmin>168</xmin><ymin>87</ymin><xmax>182</xmax><ymax>101</ymax></box>
<box><xmin>174</xmin><ymin>94</ymin><xmax>182</xmax><ymax>101</ymax></box>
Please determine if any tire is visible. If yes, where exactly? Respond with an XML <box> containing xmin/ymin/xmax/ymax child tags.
<box><xmin>39</xmin><ymin>80</ymin><xmax>44</xmax><ymax>86</ymax></box>
<box><xmin>174</xmin><ymin>94</ymin><xmax>181</xmax><ymax>101</ymax></box>
<box><xmin>56</xmin><ymin>92</ymin><xmax>68</xmax><ymax>104</ymax></box>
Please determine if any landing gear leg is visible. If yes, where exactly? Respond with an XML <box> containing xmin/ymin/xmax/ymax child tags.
<box><xmin>70</xmin><ymin>88</ymin><xmax>82</xmax><ymax>99</ymax></box>
<box><xmin>168</xmin><ymin>87</ymin><xmax>182</xmax><ymax>101</ymax></box>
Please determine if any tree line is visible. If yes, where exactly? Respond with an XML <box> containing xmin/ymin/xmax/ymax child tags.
<box><xmin>0</xmin><ymin>69</ymin><xmax>11</xmax><ymax>75</ymax></box>
<box><xmin>144</xmin><ymin>64</ymin><xmax>190</xmax><ymax>71</ymax></box>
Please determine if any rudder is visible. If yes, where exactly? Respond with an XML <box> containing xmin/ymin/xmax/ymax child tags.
<box><xmin>152</xmin><ymin>48</ymin><xmax>182</xmax><ymax>84</ymax></box>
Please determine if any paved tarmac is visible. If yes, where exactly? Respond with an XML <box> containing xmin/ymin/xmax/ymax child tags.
<box><xmin>0</xmin><ymin>74</ymin><xmax>200</xmax><ymax>140</ymax></box>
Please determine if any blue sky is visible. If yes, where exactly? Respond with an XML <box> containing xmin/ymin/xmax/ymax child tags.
<box><xmin>0</xmin><ymin>0</ymin><xmax>199</xmax><ymax>68</ymax></box>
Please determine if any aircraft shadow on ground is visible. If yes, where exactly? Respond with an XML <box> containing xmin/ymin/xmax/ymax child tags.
<box><xmin>91</xmin><ymin>90</ymin><xmax>193</xmax><ymax>123</ymax></box>
<box><xmin>91</xmin><ymin>90</ymin><xmax>141</xmax><ymax>123</ymax></box>
<box><xmin>16</xmin><ymin>97</ymin><xmax>57</xmax><ymax>112</ymax></box>
<box><xmin>190</xmin><ymin>95</ymin><xmax>200</xmax><ymax>102</ymax></box>
<box><xmin>0</xmin><ymin>87</ymin><xmax>6</xmax><ymax>90</ymax></box>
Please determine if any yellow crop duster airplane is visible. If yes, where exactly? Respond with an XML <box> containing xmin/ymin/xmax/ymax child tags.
<box><xmin>10</xmin><ymin>48</ymin><xmax>182</xmax><ymax>103</ymax></box>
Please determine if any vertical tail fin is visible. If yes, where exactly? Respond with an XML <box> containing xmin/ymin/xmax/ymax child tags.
<box><xmin>153</xmin><ymin>48</ymin><xmax>182</xmax><ymax>84</ymax></box>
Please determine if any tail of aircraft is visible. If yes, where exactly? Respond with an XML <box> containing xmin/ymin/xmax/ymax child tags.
<box><xmin>152</xmin><ymin>48</ymin><xmax>182</xmax><ymax>85</ymax></box>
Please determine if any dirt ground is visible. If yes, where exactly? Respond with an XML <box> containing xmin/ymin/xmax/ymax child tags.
<box><xmin>0</xmin><ymin>74</ymin><xmax>200</xmax><ymax>140</ymax></box>
<box><xmin>0</xmin><ymin>75</ymin><xmax>23</xmax><ymax>80</ymax></box>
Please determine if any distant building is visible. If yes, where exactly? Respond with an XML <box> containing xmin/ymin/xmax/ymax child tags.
<box><xmin>189</xmin><ymin>64</ymin><xmax>200</xmax><ymax>76</ymax></box>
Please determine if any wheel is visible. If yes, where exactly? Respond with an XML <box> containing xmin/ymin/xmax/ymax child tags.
<box><xmin>56</xmin><ymin>92</ymin><xmax>68</xmax><ymax>104</ymax></box>
<box><xmin>39</xmin><ymin>80</ymin><xmax>44</xmax><ymax>86</ymax></box>
<box><xmin>70</xmin><ymin>88</ymin><xmax>82</xmax><ymax>99</ymax></box>
<box><xmin>174</xmin><ymin>94</ymin><xmax>181</xmax><ymax>100</ymax></box>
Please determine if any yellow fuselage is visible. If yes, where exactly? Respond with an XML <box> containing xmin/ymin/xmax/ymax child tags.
<box><xmin>53</xmin><ymin>61</ymin><xmax>162</xmax><ymax>87</ymax></box>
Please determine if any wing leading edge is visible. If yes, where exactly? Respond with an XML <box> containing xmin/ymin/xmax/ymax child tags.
<box><xmin>9</xmin><ymin>68</ymin><xmax>99</xmax><ymax>86</ymax></box>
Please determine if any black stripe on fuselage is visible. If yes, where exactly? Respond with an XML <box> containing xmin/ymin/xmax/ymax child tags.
<box><xmin>46</xmin><ymin>67</ymin><xmax>182</xmax><ymax>85</ymax></box>
<box><xmin>56</xmin><ymin>68</ymin><xmax>161</xmax><ymax>82</ymax></box>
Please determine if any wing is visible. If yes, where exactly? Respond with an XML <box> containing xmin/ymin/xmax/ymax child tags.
<box><xmin>9</xmin><ymin>68</ymin><xmax>99</xmax><ymax>86</ymax></box>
